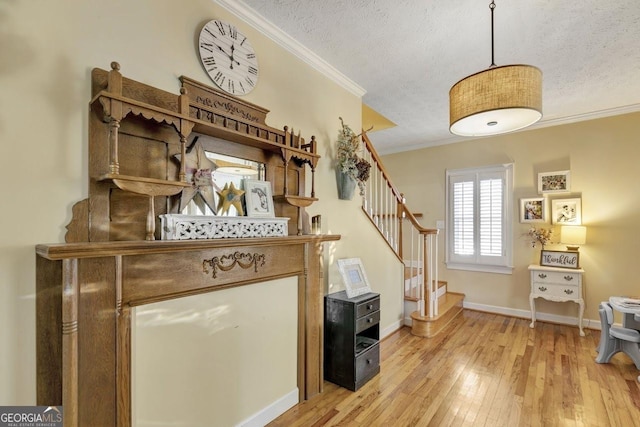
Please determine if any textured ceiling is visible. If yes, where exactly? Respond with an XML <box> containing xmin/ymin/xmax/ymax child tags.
<box><xmin>231</xmin><ymin>0</ymin><xmax>640</xmax><ymax>154</ymax></box>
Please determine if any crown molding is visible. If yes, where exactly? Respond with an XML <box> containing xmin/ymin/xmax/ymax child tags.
<box><xmin>377</xmin><ymin>103</ymin><xmax>640</xmax><ymax>155</ymax></box>
<box><xmin>533</xmin><ymin>103</ymin><xmax>640</xmax><ymax>130</ymax></box>
<box><xmin>214</xmin><ymin>0</ymin><xmax>366</xmax><ymax>98</ymax></box>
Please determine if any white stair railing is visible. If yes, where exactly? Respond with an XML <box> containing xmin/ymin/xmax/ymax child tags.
<box><xmin>361</xmin><ymin>131</ymin><xmax>439</xmax><ymax>318</ymax></box>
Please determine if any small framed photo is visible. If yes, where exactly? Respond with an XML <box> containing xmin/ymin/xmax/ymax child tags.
<box><xmin>551</xmin><ymin>198</ymin><xmax>581</xmax><ymax>225</ymax></box>
<box><xmin>244</xmin><ymin>179</ymin><xmax>274</xmax><ymax>218</ymax></box>
<box><xmin>520</xmin><ymin>197</ymin><xmax>546</xmax><ymax>223</ymax></box>
<box><xmin>538</xmin><ymin>170</ymin><xmax>570</xmax><ymax>194</ymax></box>
<box><xmin>337</xmin><ymin>258</ymin><xmax>372</xmax><ymax>298</ymax></box>
<box><xmin>540</xmin><ymin>250</ymin><xmax>580</xmax><ymax>269</ymax></box>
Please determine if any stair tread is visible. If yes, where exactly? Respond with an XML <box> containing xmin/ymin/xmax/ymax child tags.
<box><xmin>411</xmin><ymin>292</ymin><xmax>464</xmax><ymax>322</ymax></box>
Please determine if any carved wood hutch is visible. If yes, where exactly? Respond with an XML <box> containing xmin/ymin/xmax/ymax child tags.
<box><xmin>36</xmin><ymin>62</ymin><xmax>338</xmax><ymax>427</ymax></box>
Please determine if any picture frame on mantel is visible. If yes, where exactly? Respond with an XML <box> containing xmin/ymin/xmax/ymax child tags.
<box><xmin>520</xmin><ymin>197</ymin><xmax>547</xmax><ymax>223</ymax></box>
<box><xmin>551</xmin><ymin>197</ymin><xmax>582</xmax><ymax>225</ymax></box>
<box><xmin>338</xmin><ymin>258</ymin><xmax>372</xmax><ymax>298</ymax></box>
<box><xmin>540</xmin><ymin>249</ymin><xmax>580</xmax><ymax>269</ymax></box>
<box><xmin>538</xmin><ymin>170</ymin><xmax>570</xmax><ymax>194</ymax></box>
<box><xmin>244</xmin><ymin>179</ymin><xmax>275</xmax><ymax>218</ymax></box>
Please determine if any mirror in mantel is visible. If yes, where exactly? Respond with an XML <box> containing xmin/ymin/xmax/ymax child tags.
<box><xmin>181</xmin><ymin>135</ymin><xmax>265</xmax><ymax>217</ymax></box>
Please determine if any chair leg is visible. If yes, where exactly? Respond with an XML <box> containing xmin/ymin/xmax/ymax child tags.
<box><xmin>595</xmin><ymin>336</ymin><xmax>622</xmax><ymax>364</ymax></box>
<box><xmin>619</xmin><ymin>341</ymin><xmax>640</xmax><ymax>370</ymax></box>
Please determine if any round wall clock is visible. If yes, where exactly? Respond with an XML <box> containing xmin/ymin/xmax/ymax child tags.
<box><xmin>198</xmin><ymin>19</ymin><xmax>259</xmax><ymax>96</ymax></box>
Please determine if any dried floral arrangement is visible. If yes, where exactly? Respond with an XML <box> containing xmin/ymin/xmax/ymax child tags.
<box><xmin>336</xmin><ymin>117</ymin><xmax>371</xmax><ymax>196</ymax></box>
<box><xmin>527</xmin><ymin>226</ymin><xmax>553</xmax><ymax>248</ymax></box>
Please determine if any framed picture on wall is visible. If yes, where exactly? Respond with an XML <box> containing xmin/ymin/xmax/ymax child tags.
<box><xmin>520</xmin><ymin>197</ymin><xmax>547</xmax><ymax>223</ymax></box>
<box><xmin>538</xmin><ymin>170</ymin><xmax>570</xmax><ymax>194</ymax></box>
<box><xmin>338</xmin><ymin>258</ymin><xmax>372</xmax><ymax>298</ymax></box>
<box><xmin>244</xmin><ymin>179</ymin><xmax>274</xmax><ymax>217</ymax></box>
<box><xmin>551</xmin><ymin>198</ymin><xmax>582</xmax><ymax>225</ymax></box>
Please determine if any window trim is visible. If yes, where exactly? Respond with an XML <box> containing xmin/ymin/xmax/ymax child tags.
<box><xmin>445</xmin><ymin>163</ymin><xmax>514</xmax><ymax>275</ymax></box>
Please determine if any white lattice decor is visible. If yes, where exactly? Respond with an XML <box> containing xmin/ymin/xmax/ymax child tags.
<box><xmin>160</xmin><ymin>214</ymin><xmax>289</xmax><ymax>240</ymax></box>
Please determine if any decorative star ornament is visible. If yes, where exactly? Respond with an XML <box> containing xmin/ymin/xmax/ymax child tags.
<box><xmin>175</xmin><ymin>139</ymin><xmax>219</xmax><ymax>213</ymax></box>
<box><xmin>216</xmin><ymin>182</ymin><xmax>245</xmax><ymax>216</ymax></box>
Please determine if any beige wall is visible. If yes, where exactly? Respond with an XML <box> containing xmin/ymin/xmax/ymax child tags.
<box><xmin>382</xmin><ymin>112</ymin><xmax>640</xmax><ymax>323</ymax></box>
<box><xmin>0</xmin><ymin>0</ymin><xmax>401</xmax><ymax>419</ymax></box>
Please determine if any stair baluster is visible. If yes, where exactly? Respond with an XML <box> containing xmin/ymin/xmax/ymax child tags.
<box><xmin>360</xmin><ymin>131</ymin><xmax>439</xmax><ymax>318</ymax></box>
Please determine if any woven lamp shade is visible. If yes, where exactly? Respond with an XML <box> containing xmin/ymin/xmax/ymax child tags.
<box><xmin>449</xmin><ymin>64</ymin><xmax>542</xmax><ymax>136</ymax></box>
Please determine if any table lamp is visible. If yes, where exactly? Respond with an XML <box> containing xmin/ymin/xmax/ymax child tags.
<box><xmin>560</xmin><ymin>225</ymin><xmax>587</xmax><ymax>251</ymax></box>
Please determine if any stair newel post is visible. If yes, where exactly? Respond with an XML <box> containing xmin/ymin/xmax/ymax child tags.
<box><xmin>422</xmin><ymin>231</ymin><xmax>429</xmax><ymax>317</ymax></box>
<box><xmin>398</xmin><ymin>194</ymin><xmax>405</xmax><ymax>260</ymax></box>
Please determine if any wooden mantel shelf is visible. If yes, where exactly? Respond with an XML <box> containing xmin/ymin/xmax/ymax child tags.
<box><xmin>36</xmin><ymin>234</ymin><xmax>340</xmax><ymax>427</ymax></box>
<box><xmin>37</xmin><ymin>234</ymin><xmax>338</xmax><ymax>260</ymax></box>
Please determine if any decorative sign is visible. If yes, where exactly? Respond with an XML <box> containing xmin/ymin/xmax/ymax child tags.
<box><xmin>540</xmin><ymin>250</ymin><xmax>580</xmax><ymax>269</ymax></box>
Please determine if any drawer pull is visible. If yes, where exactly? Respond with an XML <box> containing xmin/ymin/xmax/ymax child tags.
<box><xmin>538</xmin><ymin>273</ymin><xmax>547</xmax><ymax>279</ymax></box>
<box><xmin>367</xmin><ymin>359</ymin><xmax>372</xmax><ymax>364</ymax></box>
<box><xmin>367</xmin><ymin>304</ymin><xmax>374</xmax><ymax>310</ymax></box>
<box><xmin>564</xmin><ymin>289</ymin><xmax>574</xmax><ymax>295</ymax></box>
<box><xmin>564</xmin><ymin>276</ymin><xmax>574</xmax><ymax>281</ymax></box>
<box><xmin>367</xmin><ymin>318</ymin><xmax>373</xmax><ymax>323</ymax></box>
<box><xmin>538</xmin><ymin>286</ymin><xmax>547</xmax><ymax>292</ymax></box>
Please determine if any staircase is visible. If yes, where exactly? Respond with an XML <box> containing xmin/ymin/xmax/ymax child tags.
<box><xmin>361</xmin><ymin>131</ymin><xmax>464</xmax><ymax>337</ymax></box>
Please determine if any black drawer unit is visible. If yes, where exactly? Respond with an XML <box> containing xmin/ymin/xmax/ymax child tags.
<box><xmin>324</xmin><ymin>291</ymin><xmax>380</xmax><ymax>391</ymax></box>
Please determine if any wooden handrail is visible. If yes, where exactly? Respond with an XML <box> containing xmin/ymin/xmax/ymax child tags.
<box><xmin>361</xmin><ymin>131</ymin><xmax>403</xmax><ymax>202</ymax></box>
<box><xmin>360</xmin><ymin>130</ymin><xmax>439</xmax><ymax>318</ymax></box>
<box><xmin>361</xmin><ymin>131</ymin><xmax>438</xmax><ymax>237</ymax></box>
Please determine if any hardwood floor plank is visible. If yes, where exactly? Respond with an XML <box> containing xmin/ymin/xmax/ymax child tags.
<box><xmin>268</xmin><ymin>310</ymin><xmax>640</xmax><ymax>426</ymax></box>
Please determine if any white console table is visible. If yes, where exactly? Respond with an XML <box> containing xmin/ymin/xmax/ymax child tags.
<box><xmin>529</xmin><ymin>264</ymin><xmax>585</xmax><ymax>336</ymax></box>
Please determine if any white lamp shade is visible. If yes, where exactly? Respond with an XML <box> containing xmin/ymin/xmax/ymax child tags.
<box><xmin>560</xmin><ymin>225</ymin><xmax>587</xmax><ymax>245</ymax></box>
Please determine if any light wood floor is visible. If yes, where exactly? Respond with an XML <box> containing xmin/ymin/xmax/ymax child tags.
<box><xmin>269</xmin><ymin>310</ymin><xmax>640</xmax><ymax>427</ymax></box>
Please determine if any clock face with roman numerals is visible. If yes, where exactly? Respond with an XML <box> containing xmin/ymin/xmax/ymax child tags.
<box><xmin>198</xmin><ymin>20</ymin><xmax>259</xmax><ymax>95</ymax></box>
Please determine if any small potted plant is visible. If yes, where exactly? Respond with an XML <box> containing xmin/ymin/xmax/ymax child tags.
<box><xmin>527</xmin><ymin>226</ymin><xmax>553</xmax><ymax>249</ymax></box>
<box><xmin>336</xmin><ymin>117</ymin><xmax>371</xmax><ymax>200</ymax></box>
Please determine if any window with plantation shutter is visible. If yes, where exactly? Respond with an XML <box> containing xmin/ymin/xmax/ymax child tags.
<box><xmin>446</xmin><ymin>164</ymin><xmax>513</xmax><ymax>274</ymax></box>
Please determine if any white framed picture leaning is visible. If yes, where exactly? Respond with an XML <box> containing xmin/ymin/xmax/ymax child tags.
<box><xmin>337</xmin><ymin>258</ymin><xmax>372</xmax><ymax>298</ymax></box>
<box><xmin>244</xmin><ymin>179</ymin><xmax>275</xmax><ymax>217</ymax></box>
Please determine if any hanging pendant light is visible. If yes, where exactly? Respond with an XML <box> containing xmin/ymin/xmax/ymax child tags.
<box><xmin>449</xmin><ymin>1</ymin><xmax>542</xmax><ymax>136</ymax></box>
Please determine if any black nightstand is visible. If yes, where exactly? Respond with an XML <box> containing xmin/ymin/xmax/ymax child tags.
<box><xmin>324</xmin><ymin>291</ymin><xmax>380</xmax><ymax>391</ymax></box>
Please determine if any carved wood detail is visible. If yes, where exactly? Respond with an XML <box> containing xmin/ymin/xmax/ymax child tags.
<box><xmin>74</xmin><ymin>62</ymin><xmax>321</xmax><ymax>242</ymax></box>
<box><xmin>202</xmin><ymin>251</ymin><xmax>266</xmax><ymax>278</ymax></box>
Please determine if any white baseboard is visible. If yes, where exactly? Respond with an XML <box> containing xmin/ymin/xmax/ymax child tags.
<box><xmin>402</xmin><ymin>299</ymin><xmax>601</xmax><ymax>330</ymax></box>
<box><xmin>462</xmin><ymin>301</ymin><xmax>601</xmax><ymax>331</ymax></box>
<box><xmin>381</xmin><ymin>319</ymin><xmax>404</xmax><ymax>339</ymax></box>
<box><xmin>236</xmin><ymin>388</ymin><xmax>298</xmax><ymax>427</ymax></box>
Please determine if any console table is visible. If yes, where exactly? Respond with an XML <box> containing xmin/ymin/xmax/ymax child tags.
<box><xmin>529</xmin><ymin>264</ymin><xmax>585</xmax><ymax>336</ymax></box>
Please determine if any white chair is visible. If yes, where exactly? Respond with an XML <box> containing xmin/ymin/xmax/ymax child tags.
<box><xmin>595</xmin><ymin>302</ymin><xmax>640</xmax><ymax>369</ymax></box>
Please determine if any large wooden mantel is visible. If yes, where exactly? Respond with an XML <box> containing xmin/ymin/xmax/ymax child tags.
<box><xmin>36</xmin><ymin>235</ymin><xmax>338</xmax><ymax>427</ymax></box>
<box><xmin>36</xmin><ymin>62</ymin><xmax>338</xmax><ymax>426</ymax></box>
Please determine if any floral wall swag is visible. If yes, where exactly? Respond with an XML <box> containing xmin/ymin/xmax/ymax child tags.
<box><xmin>336</xmin><ymin>117</ymin><xmax>371</xmax><ymax>196</ymax></box>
